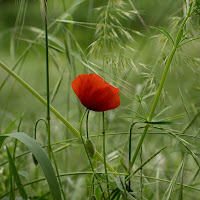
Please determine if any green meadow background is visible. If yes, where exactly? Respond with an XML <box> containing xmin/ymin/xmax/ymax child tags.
<box><xmin>0</xmin><ymin>0</ymin><xmax>200</xmax><ymax>199</ymax></box>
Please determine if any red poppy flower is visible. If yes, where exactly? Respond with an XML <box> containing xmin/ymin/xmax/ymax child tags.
<box><xmin>72</xmin><ymin>73</ymin><xmax>120</xmax><ymax>112</ymax></box>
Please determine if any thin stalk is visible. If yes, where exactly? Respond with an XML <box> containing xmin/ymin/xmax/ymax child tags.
<box><xmin>127</xmin><ymin>0</ymin><xmax>149</xmax><ymax>31</ymax></box>
<box><xmin>128</xmin><ymin>122</ymin><xmax>139</xmax><ymax>190</ymax></box>
<box><xmin>12</xmin><ymin>114</ymin><xmax>24</xmax><ymax>200</ymax></box>
<box><xmin>130</xmin><ymin>2</ymin><xmax>195</xmax><ymax>168</ymax></box>
<box><xmin>80</xmin><ymin>109</ymin><xmax>106</xmax><ymax>200</ymax></box>
<box><xmin>44</xmin><ymin>0</ymin><xmax>51</xmax><ymax>159</ymax></box>
<box><xmin>140</xmin><ymin>146</ymin><xmax>143</xmax><ymax>200</ymax></box>
<box><xmin>51</xmin><ymin>148</ymin><xmax>67</xmax><ymax>200</ymax></box>
<box><xmin>34</xmin><ymin>119</ymin><xmax>47</xmax><ymax>140</ymax></box>
<box><xmin>86</xmin><ymin>109</ymin><xmax>90</xmax><ymax>139</ymax></box>
<box><xmin>102</xmin><ymin>112</ymin><xmax>110</xmax><ymax>199</ymax></box>
<box><xmin>0</xmin><ymin>61</ymin><xmax>117</xmax><ymax>175</ymax></box>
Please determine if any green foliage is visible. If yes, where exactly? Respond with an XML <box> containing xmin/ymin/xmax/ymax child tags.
<box><xmin>0</xmin><ymin>0</ymin><xmax>200</xmax><ymax>199</ymax></box>
<box><xmin>0</xmin><ymin>133</ymin><xmax>61</xmax><ymax>200</ymax></box>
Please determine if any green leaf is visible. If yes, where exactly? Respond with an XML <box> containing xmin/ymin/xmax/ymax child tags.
<box><xmin>154</xmin><ymin>106</ymin><xmax>171</xmax><ymax>119</ymax></box>
<box><xmin>6</xmin><ymin>146</ymin><xmax>28</xmax><ymax>200</ymax></box>
<box><xmin>115</xmin><ymin>176</ymin><xmax>136</xmax><ymax>200</ymax></box>
<box><xmin>130</xmin><ymin>146</ymin><xmax>168</xmax><ymax>177</ymax></box>
<box><xmin>159</xmin><ymin>26</ymin><xmax>175</xmax><ymax>45</ymax></box>
<box><xmin>2</xmin><ymin>120</ymin><xmax>17</xmax><ymax>135</ymax></box>
<box><xmin>141</xmin><ymin>100</ymin><xmax>148</xmax><ymax>118</ymax></box>
<box><xmin>178</xmin><ymin>36</ymin><xmax>200</xmax><ymax>47</ymax></box>
<box><xmin>178</xmin><ymin>161</ymin><xmax>184</xmax><ymax>200</ymax></box>
<box><xmin>144</xmin><ymin>121</ymin><xmax>177</xmax><ymax>125</ymax></box>
<box><xmin>161</xmin><ymin>161</ymin><xmax>183</xmax><ymax>200</ymax></box>
<box><xmin>0</xmin><ymin>132</ymin><xmax>61</xmax><ymax>200</ymax></box>
<box><xmin>150</xmin><ymin>26</ymin><xmax>174</xmax><ymax>45</ymax></box>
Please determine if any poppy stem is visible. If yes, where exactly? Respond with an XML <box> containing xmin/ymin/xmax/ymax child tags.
<box><xmin>102</xmin><ymin>112</ymin><xmax>110</xmax><ymax>199</ymax></box>
<box><xmin>80</xmin><ymin>109</ymin><xmax>106</xmax><ymax>200</ymax></box>
<box><xmin>86</xmin><ymin>109</ymin><xmax>90</xmax><ymax>139</ymax></box>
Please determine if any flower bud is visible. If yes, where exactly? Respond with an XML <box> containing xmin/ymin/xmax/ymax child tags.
<box><xmin>85</xmin><ymin>139</ymin><xmax>95</xmax><ymax>158</ymax></box>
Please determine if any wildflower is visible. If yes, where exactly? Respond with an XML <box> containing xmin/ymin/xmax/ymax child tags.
<box><xmin>72</xmin><ymin>73</ymin><xmax>120</xmax><ymax>112</ymax></box>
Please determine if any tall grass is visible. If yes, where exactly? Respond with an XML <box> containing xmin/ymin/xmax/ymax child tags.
<box><xmin>0</xmin><ymin>0</ymin><xmax>200</xmax><ymax>199</ymax></box>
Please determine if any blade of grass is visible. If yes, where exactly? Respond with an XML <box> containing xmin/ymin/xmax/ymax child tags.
<box><xmin>178</xmin><ymin>160</ymin><xmax>184</xmax><ymax>200</ymax></box>
<box><xmin>161</xmin><ymin>161</ymin><xmax>183</xmax><ymax>200</ymax></box>
<box><xmin>6</xmin><ymin>146</ymin><xmax>28</xmax><ymax>200</ymax></box>
<box><xmin>0</xmin><ymin>133</ymin><xmax>62</xmax><ymax>200</ymax></box>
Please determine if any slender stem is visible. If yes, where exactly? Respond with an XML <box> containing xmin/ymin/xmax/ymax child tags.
<box><xmin>86</xmin><ymin>109</ymin><xmax>90</xmax><ymax>139</ymax></box>
<box><xmin>12</xmin><ymin>114</ymin><xmax>24</xmax><ymax>200</ymax></box>
<box><xmin>51</xmin><ymin>149</ymin><xmax>67</xmax><ymax>200</ymax></box>
<box><xmin>128</xmin><ymin>122</ymin><xmax>137</xmax><ymax>191</ymax></box>
<box><xmin>128</xmin><ymin>122</ymin><xmax>143</xmax><ymax>190</ymax></box>
<box><xmin>0</xmin><ymin>61</ymin><xmax>117</xmax><ymax>175</ymax></box>
<box><xmin>34</xmin><ymin>119</ymin><xmax>47</xmax><ymax>140</ymax></box>
<box><xmin>102</xmin><ymin>112</ymin><xmax>110</xmax><ymax>199</ymax></box>
<box><xmin>127</xmin><ymin>0</ymin><xmax>149</xmax><ymax>31</ymax></box>
<box><xmin>80</xmin><ymin>109</ymin><xmax>106</xmax><ymax>200</ymax></box>
<box><xmin>130</xmin><ymin>2</ymin><xmax>195</xmax><ymax>168</ymax></box>
<box><xmin>140</xmin><ymin>146</ymin><xmax>143</xmax><ymax>200</ymax></box>
<box><xmin>44</xmin><ymin>0</ymin><xmax>51</xmax><ymax>159</ymax></box>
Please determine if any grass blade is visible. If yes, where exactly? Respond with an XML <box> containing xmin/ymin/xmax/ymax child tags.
<box><xmin>161</xmin><ymin>161</ymin><xmax>183</xmax><ymax>200</ymax></box>
<box><xmin>6</xmin><ymin>146</ymin><xmax>28</xmax><ymax>200</ymax></box>
<box><xmin>0</xmin><ymin>132</ymin><xmax>61</xmax><ymax>200</ymax></box>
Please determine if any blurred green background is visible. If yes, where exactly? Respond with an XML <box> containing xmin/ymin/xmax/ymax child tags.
<box><xmin>0</xmin><ymin>0</ymin><xmax>200</xmax><ymax>199</ymax></box>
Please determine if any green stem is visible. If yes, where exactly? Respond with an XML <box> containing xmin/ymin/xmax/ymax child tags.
<box><xmin>34</xmin><ymin>119</ymin><xmax>47</xmax><ymax>140</ymax></box>
<box><xmin>12</xmin><ymin>114</ymin><xmax>24</xmax><ymax>200</ymax></box>
<box><xmin>130</xmin><ymin>3</ymin><xmax>195</xmax><ymax>168</ymax></box>
<box><xmin>80</xmin><ymin>109</ymin><xmax>105</xmax><ymax>200</ymax></box>
<box><xmin>51</xmin><ymin>149</ymin><xmax>67</xmax><ymax>200</ymax></box>
<box><xmin>44</xmin><ymin>0</ymin><xmax>51</xmax><ymax>159</ymax></box>
<box><xmin>0</xmin><ymin>61</ymin><xmax>117</xmax><ymax>175</ymax></box>
<box><xmin>102</xmin><ymin>112</ymin><xmax>110</xmax><ymax>199</ymax></box>
<box><xmin>128</xmin><ymin>122</ymin><xmax>137</xmax><ymax>191</ymax></box>
<box><xmin>86</xmin><ymin>109</ymin><xmax>90</xmax><ymax>139</ymax></box>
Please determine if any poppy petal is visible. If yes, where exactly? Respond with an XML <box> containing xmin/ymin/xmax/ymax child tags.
<box><xmin>72</xmin><ymin>73</ymin><xmax>120</xmax><ymax>112</ymax></box>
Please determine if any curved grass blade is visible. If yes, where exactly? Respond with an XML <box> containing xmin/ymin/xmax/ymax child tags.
<box><xmin>178</xmin><ymin>161</ymin><xmax>184</xmax><ymax>200</ymax></box>
<box><xmin>0</xmin><ymin>132</ymin><xmax>61</xmax><ymax>200</ymax></box>
<box><xmin>6</xmin><ymin>146</ymin><xmax>28</xmax><ymax>200</ymax></box>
